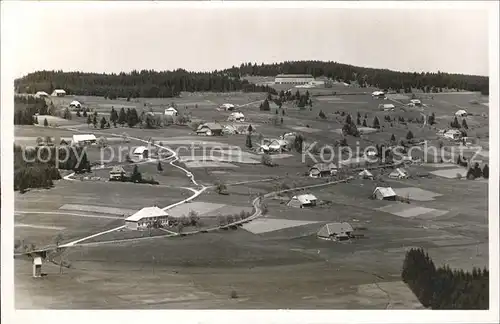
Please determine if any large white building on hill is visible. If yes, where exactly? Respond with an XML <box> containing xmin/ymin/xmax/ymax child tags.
<box><xmin>274</xmin><ymin>74</ymin><xmax>315</xmax><ymax>85</ymax></box>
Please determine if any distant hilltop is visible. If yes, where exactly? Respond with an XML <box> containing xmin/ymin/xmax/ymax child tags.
<box><xmin>15</xmin><ymin>60</ymin><xmax>488</xmax><ymax>98</ymax></box>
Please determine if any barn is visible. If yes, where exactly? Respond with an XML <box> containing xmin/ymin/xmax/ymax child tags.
<box><xmin>125</xmin><ymin>206</ymin><xmax>169</xmax><ymax>231</ymax></box>
<box><xmin>164</xmin><ymin>107</ymin><xmax>178</xmax><ymax>116</ymax></box>
<box><xmin>51</xmin><ymin>89</ymin><xmax>66</xmax><ymax>97</ymax></box>
<box><xmin>72</xmin><ymin>134</ymin><xmax>97</xmax><ymax>146</ymax></box>
<box><xmin>132</xmin><ymin>146</ymin><xmax>149</xmax><ymax>160</ymax></box>
<box><xmin>317</xmin><ymin>222</ymin><xmax>354</xmax><ymax>241</ymax></box>
<box><xmin>287</xmin><ymin>194</ymin><xmax>317</xmax><ymax>208</ymax></box>
<box><xmin>373</xmin><ymin>187</ymin><xmax>397</xmax><ymax>200</ymax></box>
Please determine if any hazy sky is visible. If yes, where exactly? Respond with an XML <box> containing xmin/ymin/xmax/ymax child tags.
<box><xmin>7</xmin><ymin>4</ymin><xmax>490</xmax><ymax>77</ymax></box>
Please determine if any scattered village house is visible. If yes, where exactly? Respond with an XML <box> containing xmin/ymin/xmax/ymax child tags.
<box><xmin>317</xmin><ymin>222</ymin><xmax>354</xmax><ymax>241</ymax></box>
<box><xmin>274</xmin><ymin>74</ymin><xmax>315</xmax><ymax>85</ymax></box>
<box><xmin>132</xmin><ymin>146</ymin><xmax>149</xmax><ymax>160</ymax></box>
<box><xmin>455</xmin><ymin>109</ymin><xmax>468</xmax><ymax>117</ymax></box>
<box><xmin>164</xmin><ymin>107</ymin><xmax>179</xmax><ymax>116</ymax></box>
<box><xmin>69</xmin><ymin>100</ymin><xmax>81</xmax><ymax>109</ymax></box>
<box><xmin>259</xmin><ymin>138</ymin><xmax>288</xmax><ymax>153</ymax></box>
<box><xmin>379</xmin><ymin>103</ymin><xmax>395</xmax><ymax>111</ymax></box>
<box><xmin>125</xmin><ymin>206</ymin><xmax>169</xmax><ymax>230</ymax></box>
<box><xmin>196</xmin><ymin>122</ymin><xmax>223</xmax><ymax>136</ymax></box>
<box><xmin>359</xmin><ymin>169</ymin><xmax>374</xmax><ymax>179</ymax></box>
<box><xmin>389</xmin><ymin>168</ymin><xmax>409</xmax><ymax>179</ymax></box>
<box><xmin>410</xmin><ymin>99</ymin><xmax>422</xmax><ymax>106</ymax></box>
<box><xmin>35</xmin><ymin>91</ymin><xmax>49</xmax><ymax>98</ymax></box>
<box><xmin>72</xmin><ymin>134</ymin><xmax>97</xmax><ymax>146</ymax></box>
<box><xmin>372</xmin><ymin>186</ymin><xmax>397</xmax><ymax>201</ymax></box>
<box><xmin>309</xmin><ymin>163</ymin><xmax>337</xmax><ymax>178</ymax></box>
<box><xmin>109</xmin><ymin>166</ymin><xmax>126</xmax><ymax>180</ymax></box>
<box><xmin>228</xmin><ymin>112</ymin><xmax>245</xmax><ymax>122</ymax></box>
<box><xmin>372</xmin><ymin>91</ymin><xmax>385</xmax><ymax>98</ymax></box>
<box><xmin>287</xmin><ymin>194</ymin><xmax>318</xmax><ymax>208</ymax></box>
<box><xmin>443</xmin><ymin>129</ymin><xmax>462</xmax><ymax>140</ymax></box>
<box><xmin>51</xmin><ymin>89</ymin><xmax>66</xmax><ymax>97</ymax></box>
<box><xmin>221</xmin><ymin>103</ymin><xmax>236</xmax><ymax>111</ymax></box>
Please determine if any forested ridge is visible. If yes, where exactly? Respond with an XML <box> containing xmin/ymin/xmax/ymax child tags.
<box><xmin>15</xmin><ymin>60</ymin><xmax>489</xmax><ymax>98</ymax></box>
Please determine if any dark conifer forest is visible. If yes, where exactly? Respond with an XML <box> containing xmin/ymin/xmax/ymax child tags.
<box><xmin>14</xmin><ymin>60</ymin><xmax>488</xmax><ymax>98</ymax></box>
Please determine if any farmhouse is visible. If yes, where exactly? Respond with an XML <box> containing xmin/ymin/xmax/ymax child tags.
<box><xmin>228</xmin><ymin>112</ymin><xmax>245</xmax><ymax>122</ymax></box>
<box><xmin>109</xmin><ymin>166</ymin><xmax>126</xmax><ymax>180</ymax></box>
<box><xmin>69</xmin><ymin>100</ymin><xmax>81</xmax><ymax>109</ymax></box>
<box><xmin>132</xmin><ymin>146</ymin><xmax>149</xmax><ymax>160</ymax></box>
<box><xmin>35</xmin><ymin>91</ymin><xmax>49</xmax><ymax>98</ymax></box>
<box><xmin>164</xmin><ymin>107</ymin><xmax>179</xmax><ymax>116</ymax></box>
<box><xmin>196</xmin><ymin>122</ymin><xmax>223</xmax><ymax>136</ymax></box>
<box><xmin>372</xmin><ymin>91</ymin><xmax>385</xmax><ymax>98</ymax></box>
<box><xmin>221</xmin><ymin>103</ymin><xmax>235</xmax><ymax>111</ymax></box>
<box><xmin>379</xmin><ymin>103</ymin><xmax>395</xmax><ymax>111</ymax></box>
<box><xmin>443</xmin><ymin>129</ymin><xmax>462</xmax><ymax>140</ymax></box>
<box><xmin>410</xmin><ymin>99</ymin><xmax>422</xmax><ymax>106</ymax></box>
<box><xmin>287</xmin><ymin>194</ymin><xmax>317</xmax><ymax>208</ymax></box>
<box><xmin>317</xmin><ymin>222</ymin><xmax>354</xmax><ymax>241</ymax></box>
<box><xmin>222</xmin><ymin>124</ymin><xmax>238</xmax><ymax>135</ymax></box>
<box><xmin>274</xmin><ymin>74</ymin><xmax>315</xmax><ymax>85</ymax></box>
<box><xmin>309</xmin><ymin>163</ymin><xmax>337</xmax><ymax>178</ymax></box>
<box><xmin>125</xmin><ymin>206</ymin><xmax>169</xmax><ymax>231</ymax></box>
<box><xmin>359</xmin><ymin>169</ymin><xmax>374</xmax><ymax>179</ymax></box>
<box><xmin>455</xmin><ymin>109</ymin><xmax>468</xmax><ymax>117</ymax></box>
<box><xmin>373</xmin><ymin>187</ymin><xmax>397</xmax><ymax>201</ymax></box>
<box><xmin>51</xmin><ymin>89</ymin><xmax>66</xmax><ymax>97</ymax></box>
<box><xmin>389</xmin><ymin>168</ymin><xmax>409</xmax><ymax>179</ymax></box>
<box><xmin>72</xmin><ymin>134</ymin><xmax>97</xmax><ymax>146</ymax></box>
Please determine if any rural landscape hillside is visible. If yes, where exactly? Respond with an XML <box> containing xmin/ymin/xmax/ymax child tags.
<box><xmin>13</xmin><ymin>57</ymin><xmax>490</xmax><ymax>310</ymax></box>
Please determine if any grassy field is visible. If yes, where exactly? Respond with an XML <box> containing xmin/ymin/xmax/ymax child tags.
<box><xmin>14</xmin><ymin>89</ymin><xmax>488</xmax><ymax>309</ymax></box>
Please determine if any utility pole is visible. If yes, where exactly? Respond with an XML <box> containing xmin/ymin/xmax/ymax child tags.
<box><xmin>152</xmin><ymin>255</ymin><xmax>155</xmax><ymax>275</ymax></box>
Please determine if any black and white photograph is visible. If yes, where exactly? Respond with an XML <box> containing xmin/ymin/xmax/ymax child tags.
<box><xmin>1</xmin><ymin>1</ymin><xmax>498</xmax><ymax>323</ymax></box>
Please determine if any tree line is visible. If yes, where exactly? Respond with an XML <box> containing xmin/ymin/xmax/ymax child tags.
<box><xmin>234</xmin><ymin>61</ymin><xmax>488</xmax><ymax>94</ymax></box>
<box><xmin>14</xmin><ymin>95</ymin><xmax>49</xmax><ymax>125</ymax></box>
<box><xmin>402</xmin><ymin>248</ymin><xmax>488</xmax><ymax>309</ymax></box>
<box><xmin>14</xmin><ymin>144</ymin><xmax>91</xmax><ymax>193</ymax></box>
<box><xmin>15</xmin><ymin>69</ymin><xmax>277</xmax><ymax>98</ymax></box>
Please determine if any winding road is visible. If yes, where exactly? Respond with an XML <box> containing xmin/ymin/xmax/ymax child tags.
<box><xmin>16</xmin><ymin>126</ymin><xmax>352</xmax><ymax>254</ymax></box>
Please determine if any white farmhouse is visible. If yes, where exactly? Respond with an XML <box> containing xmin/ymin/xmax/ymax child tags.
<box><xmin>287</xmin><ymin>194</ymin><xmax>318</xmax><ymax>208</ymax></box>
<box><xmin>51</xmin><ymin>89</ymin><xmax>66</xmax><ymax>97</ymax></box>
<box><xmin>125</xmin><ymin>206</ymin><xmax>169</xmax><ymax>231</ymax></box>
<box><xmin>72</xmin><ymin>134</ymin><xmax>97</xmax><ymax>146</ymax></box>
<box><xmin>164</xmin><ymin>107</ymin><xmax>178</xmax><ymax>116</ymax></box>
<box><xmin>228</xmin><ymin>112</ymin><xmax>245</xmax><ymax>122</ymax></box>
<box><xmin>455</xmin><ymin>109</ymin><xmax>468</xmax><ymax>117</ymax></box>
<box><xmin>132</xmin><ymin>146</ymin><xmax>149</xmax><ymax>160</ymax></box>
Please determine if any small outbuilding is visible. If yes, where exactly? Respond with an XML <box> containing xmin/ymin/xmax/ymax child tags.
<box><xmin>35</xmin><ymin>91</ymin><xmax>49</xmax><ymax>98</ymax></box>
<box><xmin>196</xmin><ymin>122</ymin><xmax>223</xmax><ymax>136</ymax></box>
<box><xmin>373</xmin><ymin>186</ymin><xmax>397</xmax><ymax>201</ymax></box>
<box><xmin>125</xmin><ymin>206</ymin><xmax>169</xmax><ymax>231</ymax></box>
<box><xmin>287</xmin><ymin>194</ymin><xmax>318</xmax><ymax>208</ymax></box>
<box><xmin>309</xmin><ymin>163</ymin><xmax>337</xmax><ymax>178</ymax></box>
<box><xmin>317</xmin><ymin>222</ymin><xmax>354</xmax><ymax>241</ymax></box>
<box><xmin>109</xmin><ymin>166</ymin><xmax>126</xmax><ymax>180</ymax></box>
<box><xmin>228</xmin><ymin>112</ymin><xmax>245</xmax><ymax>122</ymax></box>
<box><xmin>33</xmin><ymin>256</ymin><xmax>43</xmax><ymax>278</ymax></box>
<box><xmin>455</xmin><ymin>109</ymin><xmax>468</xmax><ymax>117</ymax></box>
<box><xmin>410</xmin><ymin>99</ymin><xmax>422</xmax><ymax>106</ymax></box>
<box><xmin>379</xmin><ymin>103</ymin><xmax>395</xmax><ymax>111</ymax></box>
<box><xmin>359</xmin><ymin>169</ymin><xmax>374</xmax><ymax>179</ymax></box>
<box><xmin>443</xmin><ymin>129</ymin><xmax>462</xmax><ymax>140</ymax></box>
<box><xmin>69</xmin><ymin>100</ymin><xmax>81</xmax><ymax>109</ymax></box>
<box><xmin>132</xmin><ymin>146</ymin><xmax>149</xmax><ymax>160</ymax></box>
<box><xmin>221</xmin><ymin>103</ymin><xmax>236</xmax><ymax>111</ymax></box>
<box><xmin>51</xmin><ymin>89</ymin><xmax>66</xmax><ymax>97</ymax></box>
<box><xmin>389</xmin><ymin>168</ymin><xmax>409</xmax><ymax>179</ymax></box>
<box><xmin>164</xmin><ymin>107</ymin><xmax>179</xmax><ymax>116</ymax></box>
<box><xmin>72</xmin><ymin>134</ymin><xmax>97</xmax><ymax>146</ymax></box>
